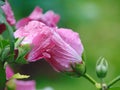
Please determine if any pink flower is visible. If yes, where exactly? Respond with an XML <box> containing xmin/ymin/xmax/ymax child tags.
<box><xmin>14</xmin><ymin>21</ymin><xmax>54</xmax><ymax>61</ymax></box>
<box><xmin>15</xmin><ymin>80</ymin><xmax>36</xmax><ymax>90</ymax></box>
<box><xmin>5</xmin><ymin>65</ymin><xmax>14</xmax><ymax>80</ymax></box>
<box><xmin>40</xmin><ymin>10</ymin><xmax>60</xmax><ymax>27</ymax></box>
<box><xmin>1</xmin><ymin>0</ymin><xmax>16</xmax><ymax>25</ymax></box>
<box><xmin>5</xmin><ymin>65</ymin><xmax>36</xmax><ymax>90</ymax></box>
<box><xmin>16</xmin><ymin>6</ymin><xmax>60</xmax><ymax>29</ymax></box>
<box><xmin>44</xmin><ymin>28</ymin><xmax>84</xmax><ymax>72</ymax></box>
<box><xmin>0</xmin><ymin>0</ymin><xmax>16</xmax><ymax>34</ymax></box>
<box><xmin>14</xmin><ymin>20</ymin><xmax>84</xmax><ymax>72</ymax></box>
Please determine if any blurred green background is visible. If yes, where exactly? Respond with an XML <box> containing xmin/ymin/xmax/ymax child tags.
<box><xmin>9</xmin><ymin>0</ymin><xmax>120</xmax><ymax>90</ymax></box>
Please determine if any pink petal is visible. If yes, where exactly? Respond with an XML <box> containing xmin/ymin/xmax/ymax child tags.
<box><xmin>15</xmin><ymin>21</ymin><xmax>46</xmax><ymax>44</ymax></box>
<box><xmin>29</xmin><ymin>6</ymin><xmax>43</xmax><ymax>20</ymax></box>
<box><xmin>27</xmin><ymin>23</ymin><xmax>54</xmax><ymax>61</ymax></box>
<box><xmin>41</xmin><ymin>10</ymin><xmax>60</xmax><ymax>27</ymax></box>
<box><xmin>15</xmin><ymin>80</ymin><xmax>36</xmax><ymax>90</ymax></box>
<box><xmin>45</xmin><ymin>31</ymin><xmax>82</xmax><ymax>72</ymax></box>
<box><xmin>28</xmin><ymin>33</ymin><xmax>52</xmax><ymax>61</ymax></box>
<box><xmin>14</xmin><ymin>21</ymin><xmax>53</xmax><ymax>61</ymax></box>
<box><xmin>5</xmin><ymin>65</ymin><xmax>14</xmax><ymax>80</ymax></box>
<box><xmin>16</xmin><ymin>7</ymin><xmax>42</xmax><ymax>29</ymax></box>
<box><xmin>16</xmin><ymin>18</ymin><xmax>31</xmax><ymax>29</ymax></box>
<box><xmin>57</xmin><ymin>28</ymin><xmax>84</xmax><ymax>55</ymax></box>
<box><xmin>1</xmin><ymin>0</ymin><xmax>16</xmax><ymax>25</ymax></box>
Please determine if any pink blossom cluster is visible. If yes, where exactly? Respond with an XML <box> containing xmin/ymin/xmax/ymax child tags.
<box><xmin>14</xmin><ymin>6</ymin><xmax>84</xmax><ymax>72</ymax></box>
<box><xmin>1</xmin><ymin>0</ymin><xmax>84</xmax><ymax>90</ymax></box>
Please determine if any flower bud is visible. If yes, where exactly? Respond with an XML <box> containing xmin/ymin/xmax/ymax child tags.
<box><xmin>69</xmin><ymin>61</ymin><xmax>86</xmax><ymax>77</ymax></box>
<box><xmin>96</xmin><ymin>57</ymin><xmax>108</xmax><ymax>78</ymax></box>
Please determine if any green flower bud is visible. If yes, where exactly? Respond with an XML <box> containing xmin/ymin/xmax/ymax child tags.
<box><xmin>72</xmin><ymin>61</ymin><xmax>86</xmax><ymax>76</ymax></box>
<box><xmin>96</xmin><ymin>57</ymin><xmax>108</xmax><ymax>78</ymax></box>
<box><xmin>64</xmin><ymin>61</ymin><xmax>86</xmax><ymax>77</ymax></box>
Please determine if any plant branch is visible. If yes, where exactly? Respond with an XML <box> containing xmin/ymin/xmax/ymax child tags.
<box><xmin>83</xmin><ymin>73</ymin><xmax>97</xmax><ymax>85</ymax></box>
<box><xmin>107</xmin><ymin>75</ymin><xmax>120</xmax><ymax>88</ymax></box>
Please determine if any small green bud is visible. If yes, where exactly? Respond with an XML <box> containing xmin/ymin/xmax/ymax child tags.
<box><xmin>72</xmin><ymin>61</ymin><xmax>86</xmax><ymax>76</ymax></box>
<box><xmin>65</xmin><ymin>61</ymin><xmax>86</xmax><ymax>77</ymax></box>
<box><xmin>96</xmin><ymin>57</ymin><xmax>108</xmax><ymax>78</ymax></box>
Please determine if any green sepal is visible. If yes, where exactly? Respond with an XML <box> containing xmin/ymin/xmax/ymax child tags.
<box><xmin>15</xmin><ymin>44</ymin><xmax>31</xmax><ymax>64</ymax></box>
<box><xmin>72</xmin><ymin>61</ymin><xmax>86</xmax><ymax>76</ymax></box>
<box><xmin>82</xmin><ymin>51</ymin><xmax>86</xmax><ymax>62</ymax></box>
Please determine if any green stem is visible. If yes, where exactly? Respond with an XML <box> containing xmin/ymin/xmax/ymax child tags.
<box><xmin>101</xmin><ymin>79</ymin><xmax>104</xmax><ymax>90</ymax></box>
<box><xmin>0</xmin><ymin>61</ymin><xmax>6</xmax><ymax>89</ymax></box>
<box><xmin>107</xmin><ymin>75</ymin><xmax>120</xmax><ymax>88</ymax></box>
<box><xmin>83</xmin><ymin>73</ymin><xmax>97</xmax><ymax>85</ymax></box>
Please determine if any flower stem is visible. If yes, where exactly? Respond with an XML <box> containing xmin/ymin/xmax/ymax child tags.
<box><xmin>107</xmin><ymin>75</ymin><xmax>120</xmax><ymax>88</ymax></box>
<box><xmin>83</xmin><ymin>73</ymin><xmax>97</xmax><ymax>85</ymax></box>
<box><xmin>0</xmin><ymin>61</ymin><xmax>6</xmax><ymax>89</ymax></box>
<box><xmin>100</xmin><ymin>79</ymin><xmax>107</xmax><ymax>90</ymax></box>
<box><xmin>101</xmin><ymin>79</ymin><xmax>103</xmax><ymax>90</ymax></box>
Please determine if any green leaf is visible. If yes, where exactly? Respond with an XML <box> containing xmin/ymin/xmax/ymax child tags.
<box><xmin>0</xmin><ymin>0</ymin><xmax>5</xmax><ymax>6</ymax></box>
<box><xmin>11</xmin><ymin>73</ymin><xmax>30</xmax><ymax>79</ymax></box>
<box><xmin>109</xmin><ymin>87</ymin><xmax>120</xmax><ymax>90</ymax></box>
<box><xmin>0</xmin><ymin>13</ymin><xmax>5</xmax><ymax>24</ymax></box>
<box><xmin>15</xmin><ymin>44</ymin><xmax>31</xmax><ymax>64</ymax></box>
<box><xmin>0</xmin><ymin>39</ymin><xmax>9</xmax><ymax>49</ymax></box>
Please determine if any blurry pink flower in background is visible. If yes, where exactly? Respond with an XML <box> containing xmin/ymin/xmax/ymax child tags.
<box><xmin>15</xmin><ymin>80</ymin><xmax>36</xmax><ymax>90</ymax></box>
<box><xmin>0</xmin><ymin>0</ymin><xmax>16</xmax><ymax>34</ymax></box>
<box><xmin>1</xmin><ymin>0</ymin><xmax>16</xmax><ymax>25</ymax></box>
<box><xmin>16</xmin><ymin>6</ymin><xmax>60</xmax><ymax>29</ymax></box>
<box><xmin>5</xmin><ymin>65</ymin><xmax>36</xmax><ymax>90</ymax></box>
<box><xmin>5</xmin><ymin>65</ymin><xmax>14</xmax><ymax>80</ymax></box>
<box><xmin>14</xmin><ymin>20</ymin><xmax>84</xmax><ymax>72</ymax></box>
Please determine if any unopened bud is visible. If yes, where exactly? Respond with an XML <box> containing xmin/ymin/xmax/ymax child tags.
<box><xmin>72</xmin><ymin>61</ymin><xmax>86</xmax><ymax>76</ymax></box>
<box><xmin>96</xmin><ymin>57</ymin><xmax>108</xmax><ymax>78</ymax></box>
